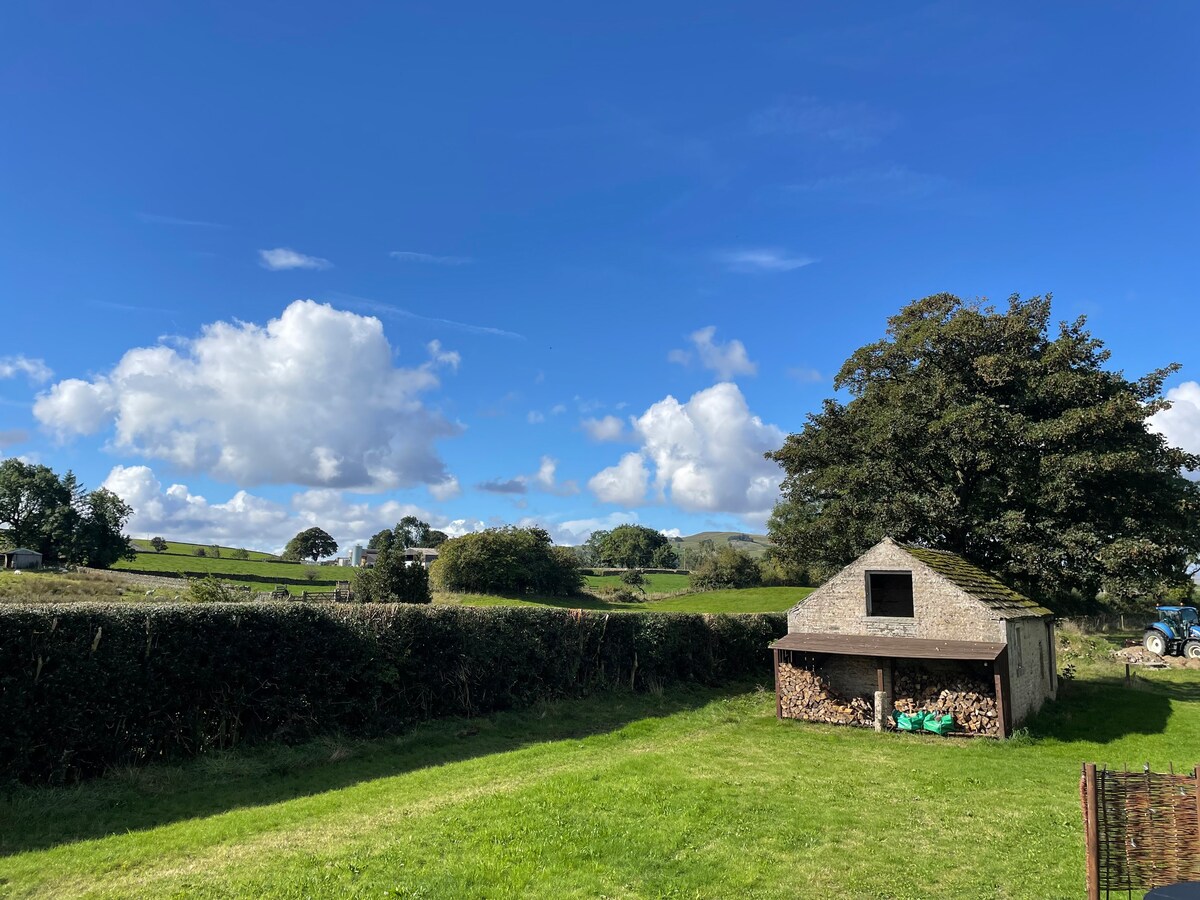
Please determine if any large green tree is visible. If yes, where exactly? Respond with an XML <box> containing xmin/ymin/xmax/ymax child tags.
<box><xmin>767</xmin><ymin>293</ymin><xmax>1200</xmax><ymax>610</ymax></box>
<box><xmin>599</xmin><ymin>524</ymin><xmax>673</xmax><ymax>569</ymax></box>
<box><xmin>0</xmin><ymin>459</ymin><xmax>133</xmax><ymax>565</ymax></box>
<box><xmin>430</xmin><ymin>526</ymin><xmax>583</xmax><ymax>596</ymax></box>
<box><xmin>353</xmin><ymin>545</ymin><xmax>432</xmax><ymax>604</ymax></box>
<box><xmin>283</xmin><ymin>526</ymin><xmax>338</xmax><ymax>562</ymax></box>
<box><xmin>367</xmin><ymin>516</ymin><xmax>448</xmax><ymax>553</ymax></box>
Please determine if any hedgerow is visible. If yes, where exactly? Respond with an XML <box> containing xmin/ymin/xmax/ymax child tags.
<box><xmin>0</xmin><ymin>603</ymin><xmax>784</xmax><ymax>784</ymax></box>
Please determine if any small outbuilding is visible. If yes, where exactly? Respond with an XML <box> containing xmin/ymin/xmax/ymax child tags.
<box><xmin>0</xmin><ymin>547</ymin><xmax>43</xmax><ymax>571</ymax></box>
<box><xmin>771</xmin><ymin>537</ymin><xmax>1056</xmax><ymax>738</ymax></box>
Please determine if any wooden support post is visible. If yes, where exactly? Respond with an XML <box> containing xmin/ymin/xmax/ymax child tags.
<box><xmin>994</xmin><ymin>647</ymin><xmax>1013</xmax><ymax>738</ymax></box>
<box><xmin>773</xmin><ymin>648</ymin><xmax>782</xmax><ymax>720</ymax></box>
<box><xmin>1195</xmin><ymin>763</ymin><xmax>1200</xmax><ymax>863</ymax></box>
<box><xmin>1083</xmin><ymin>763</ymin><xmax>1100</xmax><ymax>900</ymax></box>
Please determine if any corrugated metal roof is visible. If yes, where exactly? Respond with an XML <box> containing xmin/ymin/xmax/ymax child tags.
<box><xmin>901</xmin><ymin>545</ymin><xmax>1053</xmax><ymax>618</ymax></box>
<box><xmin>770</xmin><ymin>632</ymin><xmax>1006</xmax><ymax>660</ymax></box>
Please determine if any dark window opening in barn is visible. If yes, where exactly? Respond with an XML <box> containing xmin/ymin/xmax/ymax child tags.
<box><xmin>866</xmin><ymin>571</ymin><xmax>914</xmax><ymax>617</ymax></box>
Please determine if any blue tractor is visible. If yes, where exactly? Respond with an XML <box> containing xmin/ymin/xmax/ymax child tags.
<box><xmin>1142</xmin><ymin>606</ymin><xmax>1200</xmax><ymax>658</ymax></box>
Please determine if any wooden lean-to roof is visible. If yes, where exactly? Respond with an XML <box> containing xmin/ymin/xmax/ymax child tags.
<box><xmin>770</xmin><ymin>632</ymin><xmax>1006</xmax><ymax>661</ymax></box>
<box><xmin>901</xmin><ymin>545</ymin><xmax>1053</xmax><ymax>618</ymax></box>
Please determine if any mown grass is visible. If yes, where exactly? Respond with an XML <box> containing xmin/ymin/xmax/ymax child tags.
<box><xmin>1</xmin><ymin>644</ymin><xmax>1195</xmax><ymax>899</ymax></box>
<box><xmin>583</xmin><ymin>572</ymin><xmax>692</xmax><ymax>594</ymax></box>
<box><xmin>127</xmin><ymin>540</ymin><xmax>278</xmax><ymax>561</ymax></box>
<box><xmin>434</xmin><ymin>585</ymin><xmax>812</xmax><ymax>614</ymax></box>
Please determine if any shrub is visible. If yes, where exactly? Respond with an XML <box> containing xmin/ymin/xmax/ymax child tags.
<box><xmin>758</xmin><ymin>556</ymin><xmax>811</xmax><ymax>587</ymax></box>
<box><xmin>150</xmin><ymin>537</ymin><xmax>168</xmax><ymax>553</ymax></box>
<box><xmin>0</xmin><ymin>604</ymin><xmax>784</xmax><ymax>783</ymax></box>
<box><xmin>690</xmin><ymin>548</ymin><xmax>762</xmax><ymax>591</ymax></box>
<box><xmin>353</xmin><ymin>547</ymin><xmax>432</xmax><ymax>604</ymax></box>
<box><xmin>192</xmin><ymin>546</ymin><xmax>207</xmax><ymax>558</ymax></box>
<box><xmin>432</xmin><ymin>527</ymin><xmax>583</xmax><ymax>596</ymax></box>
<box><xmin>621</xmin><ymin>569</ymin><xmax>647</xmax><ymax>595</ymax></box>
<box><xmin>186</xmin><ymin>576</ymin><xmax>244</xmax><ymax>603</ymax></box>
<box><xmin>303</xmin><ymin>566</ymin><xmax>320</xmax><ymax>583</ymax></box>
<box><xmin>209</xmin><ymin>545</ymin><xmax>221</xmax><ymax>558</ymax></box>
<box><xmin>232</xmin><ymin>548</ymin><xmax>250</xmax><ymax>560</ymax></box>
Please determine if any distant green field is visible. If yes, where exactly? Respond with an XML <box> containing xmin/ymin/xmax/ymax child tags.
<box><xmin>128</xmin><ymin>539</ymin><xmax>278</xmax><ymax>560</ymax></box>
<box><xmin>115</xmin><ymin>544</ymin><xmax>349</xmax><ymax>587</ymax></box>
<box><xmin>584</xmin><ymin>572</ymin><xmax>691</xmax><ymax>594</ymax></box>
<box><xmin>435</xmin><ymin>585</ymin><xmax>811</xmax><ymax>614</ymax></box>
<box><xmin>670</xmin><ymin>530</ymin><xmax>773</xmax><ymax>559</ymax></box>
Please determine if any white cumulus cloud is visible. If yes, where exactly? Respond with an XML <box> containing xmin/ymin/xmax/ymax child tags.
<box><xmin>0</xmin><ymin>355</ymin><xmax>53</xmax><ymax>383</ymax></box>
<box><xmin>581</xmin><ymin>415</ymin><xmax>625</xmax><ymax>441</ymax></box>
<box><xmin>589</xmin><ymin>383</ymin><xmax>785</xmax><ymax>520</ymax></box>
<box><xmin>478</xmin><ymin>456</ymin><xmax>578</xmax><ymax>496</ymax></box>
<box><xmin>35</xmin><ymin>300</ymin><xmax>461</xmax><ymax>491</ymax></box>
<box><xmin>1150</xmin><ymin>381</ymin><xmax>1200</xmax><ymax>476</ymax></box>
<box><xmin>259</xmin><ymin>248</ymin><xmax>332</xmax><ymax>271</ymax></box>
<box><xmin>103</xmin><ymin>464</ymin><xmax>481</xmax><ymax>553</ymax></box>
<box><xmin>588</xmin><ymin>452</ymin><xmax>650</xmax><ymax>506</ymax></box>
<box><xmin>669</xmin><ymin>326</ymin><xmax>757</xmax><ymax>381</ymax></box>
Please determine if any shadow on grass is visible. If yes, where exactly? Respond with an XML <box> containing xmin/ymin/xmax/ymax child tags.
<box><xmin>1024</xmin><ymin>671</ymin><xmax>1196</xmax><ymax>743</ymax></box>
<box><xmin>0</xmin><ymin>681</ymin><xmax>753</xmax><ymax>857</ymax></box>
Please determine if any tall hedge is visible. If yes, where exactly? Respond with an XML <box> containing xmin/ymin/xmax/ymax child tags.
<box><xmin>0</xmin><ymin>603</ymin><xmax>784</xmax><ymax>784</ymax></box>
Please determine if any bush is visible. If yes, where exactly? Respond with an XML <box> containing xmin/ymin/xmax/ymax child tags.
<box><xmin>192</xmin><ymin>546</ymin><xmax>207</xmax><ymax>558</ymax></box>
<box><xmin>150</xmin><ymin>537</ymin><xmax>168</xmax><ymax>553</ymax></box>
<box><xmin>186</xmin><ymin>576</ymin><xmax>244</xmax><ymax>603</ymax></box>
<box><xmin>0</xmin><ymin>603</ymin><xmax>784</xmax><ymax>783</ymax></box>
<box><xmin>432</xmin><ymin>527</ymin><xmax>583</xmax><ymax>596</ymax></box>
<box><xmin>303</xmin><ymin>566</ymin><xmax>320</xmax><ymax>583</ymax></box>
<box><xmin>758</xmin><ymin>556</ymin><xmax>811</xmax><ymax>587</ymax></box>
<box><xmin>690</xmin><ymin>548</ymin><xmax>762</xmax><ymax>591</ymax></box>
<box><xmin>232</xmin><ymin>548</ymin><xmax>250</xmax><ymax>560</ymax></box>
<box><xmin>353</xmin><ymin>547</ymin><xmax>432</xmax><ymax>604</ymax></box>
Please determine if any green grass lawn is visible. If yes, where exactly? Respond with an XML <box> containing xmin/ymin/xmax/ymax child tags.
<box><xmin>434</xmin><ymin>585</ymin><xmax>812</xmax><ymax>613</ymax></box>
<box><xmin>2</xmin><ymin>646</ymin><xmax>1196</xmax><ymax>899</ymax></box>
<box><xmin>584</xmin><ymin>572</ymin><xmax>692</xmax><ymax>594</ymax></box>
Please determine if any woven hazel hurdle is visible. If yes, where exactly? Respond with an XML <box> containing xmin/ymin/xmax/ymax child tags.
<box><xmin>1080</xmin><ymin>763</ymin><xmax>1200</xmax><ymax>898</ymax></box>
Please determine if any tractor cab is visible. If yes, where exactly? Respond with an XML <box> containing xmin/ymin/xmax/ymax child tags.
<box><xmin>1142</xmin><ymin>605</ymin><xmax>1200</xmax><ymax>658</ymax></box>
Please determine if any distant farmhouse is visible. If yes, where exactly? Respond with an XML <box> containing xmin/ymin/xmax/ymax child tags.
<box><xmin>336</xmin><ymin>545</ymin><xmax>440</xmax><ymax>569</ymax></box>
<box><xmin>771</xmin><ymin>537</ymin><xmax>1056</xmax><ymax>738</ymax></box>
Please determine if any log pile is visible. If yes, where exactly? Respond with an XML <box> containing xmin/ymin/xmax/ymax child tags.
<box><xmin>777</xmin><ymin>662</ymin><xmax>872</xmax><ymax>726</ymax></box>
<box><xmin>892</xmin><ymin>666</ymin><xmax>999</xmax><ymax>735</ymax></box>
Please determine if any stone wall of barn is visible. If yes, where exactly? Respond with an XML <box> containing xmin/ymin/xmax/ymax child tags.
<box><xmin>786</xmin><ymin>539</ymin><xmax>1008</xmax><ymax>643</ymax></box>
<box><xmin>1005</xmin><ymin>616</ymin><xmax>1057</xmax><ymax>726</ymax></box>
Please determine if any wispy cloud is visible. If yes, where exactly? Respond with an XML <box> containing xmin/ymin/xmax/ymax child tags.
<box><xmin>390</xmin><ymin>251</ymin><xmax>474</xmax><ymax>266</ymax></box>
<box><xmin>716</xmin><ymin>248</ymin><xmax>815</xmax><ymax>274</ymax></box>
<box><xmin>137</xmin><ymin>212</ymin><xmax>228</xmax><ymax>228</ymax></box>
<box><xmin>784</xmin><ymin>165</ymin><xmax>950</xmax><ymax>203</ymax></box>
<box><xmin>669</xmin><ymin>326</ymin><xmax>757</xmax><ymax>380</ymax></box>
<box><xmin>527</xmin><ymin>411</ymin><xmax>545</xmax><ymax>424</ymax></box>
<box><xmin>258</xmin><ymin>248</ymin><xmax>332</xmax><ymax>271</ymax></box>
<box><xmin>476</xmin><ymin>477</ymin><xmax>528</xmax><ymax>495</ymax></box>
<box><xmin>90</xmin><ymin>300</ymin><xmax>177</xmax><ymax>315</ymax></box>
<box><xmin>339</xmin><ymin>296</ymin><xmax>525</xmax><ymax>340</ymax></box>
<box><xmin>787</xmin><ymin>366</ymin><xmax>825</xmax><ymax>384</ymax></box>
<box><xmin>0</xmin><ymin>429</ymin><xmax>29</xmax><ymax>448</ymax></box>
<box><xmin>749</xmin><ymin>97</ymin><xmax>898</xmax><ymax>149</ymax></box>
<box><xmin>581</xmin><ymin>415</ymin><xmax>626</xmax><ymax>442</ymax></box>
<box><xmin>0</xmin><ymin>355</ymin><xmax>53</xmax><ymax>383</ymax></box>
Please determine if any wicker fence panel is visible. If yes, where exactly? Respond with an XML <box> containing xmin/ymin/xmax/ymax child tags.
<box><xmin>1081</xmin><ymin>763</ymin><xmax>1200</xmax><ymax>899</ymax></box>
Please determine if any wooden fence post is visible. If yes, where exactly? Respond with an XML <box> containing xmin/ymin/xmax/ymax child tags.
<box><xmin>773</xmin><ymin>649</ymin><xmax>782</xmax><ymax>719</ymax></box>
<box><xmin>1084</xmin><ymin>763</ymin><xmax>1100</xmax><ymax>900</ymax></box>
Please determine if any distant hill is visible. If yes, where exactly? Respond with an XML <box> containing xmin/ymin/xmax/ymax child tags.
<box><xmin>670</xmin><ymin>531</ymin><xmax>773</xmax><ymax>559</ymax></box>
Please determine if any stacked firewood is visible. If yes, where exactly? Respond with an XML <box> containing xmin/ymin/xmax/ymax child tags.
<box><xmin>777</xmin><ymin>662</ymin><xmax>873</xmax><ymax>726</ymax></box>
<box><xmin>892</xmin><ymin>667</ymin><xmax>999</xmax><ymax>735</ymax></box>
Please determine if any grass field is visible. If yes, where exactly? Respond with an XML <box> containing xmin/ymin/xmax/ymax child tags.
<box><xmin>435</xmin><ymin>585</ymin><xmax>811</xmax><ymax>613</ymax></box>
<box><xmin>1</xmin><ymin>634</ymin><xmax>1193</xmax><ymax>898</ymax></box>
<box><xmin>127</xmin><ymin>540</ymin><xmax>279</xmax><ymax>560</ymax></box>
<box><xmin>584</xmin><ymin>572</ymin><xmax>691</xmax><ymax>594</ymax></box>
<box><xmin>114</xmin><ymin>545</ymin><xmax>347</xmax><ymax>586</ymax></box>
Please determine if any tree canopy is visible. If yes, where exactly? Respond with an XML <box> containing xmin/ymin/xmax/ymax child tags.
<box><xmin>767</xmin><ymin>293</ymin><xmax>1200</xmax><ymax>610</ymax></box>
<box><xmin>352</xmin><ymin>545</ymin><xmax>432</xmax><ymax>604</ymax></box>
<box><xmin>283</xmin><ymin>527</ymin><xmax>338</xmax><ymax>562</ymax></box>
<box><xmin>595</xmin><ymin>524</ymin><xmax>677</xmax><ymax>569</ymax></box>
<box><xmin>367</xmin><ymin>516</ymin><xmax>449</xmax><ymax>553</ymax></box>
<box><xmin>0</xmin><ymin>459</ymin><xmax>134</xmax><ymax>566</ymax></box>
<box><xmin>430</xmin><ymin>526</ymin><xmax>583</xmax><ymax>596</ymax></box>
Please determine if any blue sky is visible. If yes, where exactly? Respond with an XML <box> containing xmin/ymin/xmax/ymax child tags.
<box><xmin>2</xmin><ymin>2</ymin><xmax>1198</xmax><ymax>552</ymax></box>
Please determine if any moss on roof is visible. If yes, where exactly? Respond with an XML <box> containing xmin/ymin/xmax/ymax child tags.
<box><xmin>902</xmin><ymin>545</ymin><xmax>1054</xmax><ymax>618</ymax></box>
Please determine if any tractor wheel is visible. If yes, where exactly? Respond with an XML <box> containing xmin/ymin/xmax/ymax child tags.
<box><xmin>1143</xmin><ymin>630</ymin><xmax>1167</xmax><ymax>657</ymax></box>
<box><xmin>1184</xmin><ymin>641</ymin><xmax>1200</xmax><ymax>660</ymax></box>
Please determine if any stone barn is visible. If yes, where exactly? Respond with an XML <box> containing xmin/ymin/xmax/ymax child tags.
<box><xmin>771</xmin><ymin>538</ymin><xmax>1056</xmax><ymax>738</ymax></box>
